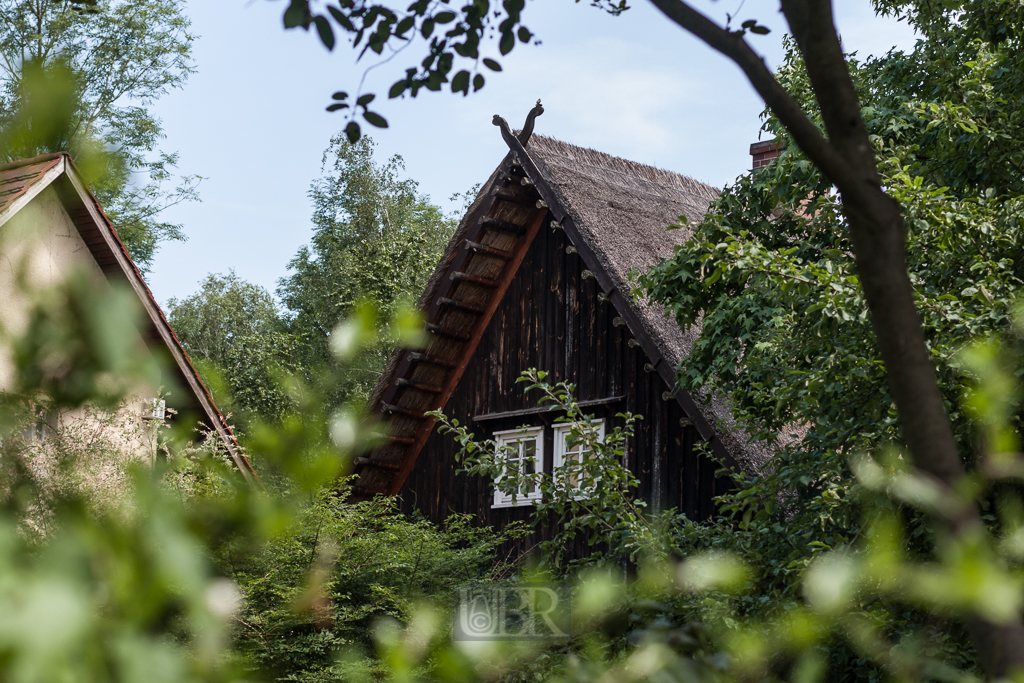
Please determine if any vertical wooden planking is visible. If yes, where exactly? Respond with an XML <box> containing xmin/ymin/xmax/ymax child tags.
<box><xmin>400</xmin><ymin>204</ymin><xmax>732</xmax><ymax>562</ymax></box>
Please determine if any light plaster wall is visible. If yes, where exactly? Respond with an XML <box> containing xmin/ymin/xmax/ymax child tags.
<box><xmin>0</xmin><ymin>186</ymin><xmax>161</xmax><ymax>461</ymax></box>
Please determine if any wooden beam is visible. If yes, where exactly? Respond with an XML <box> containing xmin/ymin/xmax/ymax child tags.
<box><xmin>451</xmin><ymin>271</ymin><xmax>499</xmax><ymax>288</ymax></box>
<box><xmin>491</xmin><ymin>184</ymin><xmax>536</xmax><ymax>205</ymax></box>
<box><xmin>381</xmin><ymin>403</ymin><xmax>427</xmax><ymax>420</ymax></box>
<box><xmin>396</xmin><ymin>378</ymin><xmax>443</xmax><ymax>394</ymax></box>
<box><xmin>464</xmin><ymin>240</ymin><xmax>513</xmax><ymax>260</ymax></box>
<box><xmin>438</xmin><ymin>297</ymin><xmax>485</xmax><ymax>315</ymax></box>
<box><xmin>387</xmin><ymin>207</ymin><xmax>549</xmax><ymax>496</ymax></box>
<box><xmin>374</xmin><ymin>434</ymin><xmax>415</xmax><ymax>445</ymax></box>
<box><xmin>472</xmin><ymin>396</ymin><xmax>625</xmax><ymax>423</ymax></box>
<box><xmin>480</xmin><ymin>216</ymin><xmax>527</xmax><ymax>236</ymax></box>
<box><xmin>425</xmin><ymin>323</ymin><xmax>470</xmax><ymax>342</ymax></box>
<box><xmin>354</xmin><ymin>457</ymin><xmax>401</xmax><ymax>471</ymax></box>
<box><xmin>407</xmin><ymin>352</ymin><xmax>458</xmax><ymax>368</ymax></box>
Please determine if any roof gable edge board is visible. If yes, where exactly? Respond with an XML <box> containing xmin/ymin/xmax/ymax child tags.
<box><xmin>373</xmin><ymin>157</ymin><xmax>514</xmax><ymax>415</ymax></box>
<box><xmin>383</xmin><ymin>206</ymin><xmax>549</xmax><ymax>496</ymax></box>
<box><xmin>0</xmin><ymin>157</ymin><xmax>66</xmax><ymax>229</ymax></box>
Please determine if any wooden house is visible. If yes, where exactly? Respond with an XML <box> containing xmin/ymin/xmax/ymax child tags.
<box><xmin>351</xmin><ymin>116</ymin><xmax>769</xmax><ymax>542</ymax></box>
<box><xmin>0</xmin><ymin>152</ymin><xmax>257</xmax><ymax>482</ymax></box>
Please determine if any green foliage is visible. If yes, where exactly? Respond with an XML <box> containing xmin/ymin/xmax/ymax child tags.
<box><xmin>273</xmin><ymin>0</ymin><xmax>553</xmax><ymax>136</ymax></box>
<box><xmin>0</xmin><ymin>246</ymin><xmax>456</xmax><ymax>681</ymax></box>
<box><xmin>0</xmin><ymin>0</ymin><xmax>200</xmax><ymax>270</ymax></box>
<box><xmin>227</xmin><ymin>492</ymin><xmax>523</xmax><ymax>682</ymax></box>
<box><xmin>167</xmin><ymin>271</ymin><xmax>298</xmax><ymax>427</ymax></box>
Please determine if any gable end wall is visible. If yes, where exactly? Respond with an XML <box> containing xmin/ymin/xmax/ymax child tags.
<box><xmin>399</xmin><ymin>213</ymin><xmax>732</xmax><ymax>558</ymax></box>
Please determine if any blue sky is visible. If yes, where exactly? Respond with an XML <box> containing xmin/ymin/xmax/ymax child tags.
<box><xmin>145</xmin><ymin>1</ymin><xmax>917</xmax><ymax>306</ymax></box>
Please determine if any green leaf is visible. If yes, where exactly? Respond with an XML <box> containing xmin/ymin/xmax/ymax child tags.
<box><xmin>482</xmin><ymin>58</ymin><xmax>502</xmax><ymax>72</ymax></box>
<box><xmin>327</xmin><ymin>5</ymin><xmax>356</xmax><ymax>31</ymax></box>
<box><xmin>434</xmin><ymin>11</ymin><xmax>456</xmax><ymax>23</ymax></box>
<box><xmin>356</xmin><ymin>93</ymin><xmax>375</xmax><ymax>107</ymax></box>
<box><xmin>499</xmin><ymin>31</ymin><xmax>515</xmax><ymax>55</ymax></box>
<box><xmin>313</xmin><ymin>15</ymin><xmax>335</xmax><ymax>49</ymax></box>
<box><xmin>326</xmin><ymin>103</ymin><xmax>349</xmax><ymax>112</ymax></box>
<box><xmin>421</xmin><ymin>18</ymin><xmax>434</xmax><ymax>38</ymax></box>
<box><xmin>283</xmin><ymin>0</ymin><xmax>311</xmax><ymax>29</ymax></box>
<box><xmin>451</xmin><ymin>70</ymin><xmax>470</xmax><ymax>95</ymax></box>
<box><xmin>388</xmin><ymin>80</ymin><xmax>408</xmax><ymax>99</ymax></box>
<box><xmin>395</xmin><ymin>16</ymin><xmax>415</xmax><ymax>37</ymax></box>
<box><xmin>345</xmin><ymin>120</ymin><xmax>361</xmax><ymax>143</ymax></box>
<box><xmin>517</xmin><ymin>26</ymin><xmax>532</xmax><ymax>43</ymax></box>
<box><xmin>473</xmin><ymin>74</ymin><xmax>485</xmax><ymax>91</ymax></box>
<box><xmin>331</xmin><ymin>91</ymin><xmax>348</xmax><ymax>101</ymax></box>
<box><xmin>363</xmin><ymin>111</ymin><xmax>389</xmax><ymax>128</ymax></box>
<box><xmin>749</xmin><ymin>25</ymin><xmax>770</xmax><ymax>35</ymax></box>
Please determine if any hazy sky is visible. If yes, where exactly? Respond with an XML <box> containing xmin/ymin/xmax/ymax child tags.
<box><xmin>145</xmin><ymin>1</ymin><xmax>917</xmax><ymax>306</ymax></box>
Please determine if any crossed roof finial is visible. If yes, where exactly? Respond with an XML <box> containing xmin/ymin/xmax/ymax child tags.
<box><xmin>492</xmin><ymin>99</ymin><xmax>544</xmax><ymax>150</ymax></box>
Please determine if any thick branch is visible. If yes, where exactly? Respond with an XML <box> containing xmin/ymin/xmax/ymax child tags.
<box><xmin>647</xmin><ymin>0</ymin><xmax>963</xmax><ymax>488</ymax></box>
<box><xmin>647</xmin><ymin>0</ymin><xmax>862</xmax><ymax>202</ymax></box>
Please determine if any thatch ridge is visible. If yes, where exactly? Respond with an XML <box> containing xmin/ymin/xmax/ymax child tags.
<box><xmin>528</xmin><ymin>135</ymin><xmax>719</xmax><ymax>204</ymax></box>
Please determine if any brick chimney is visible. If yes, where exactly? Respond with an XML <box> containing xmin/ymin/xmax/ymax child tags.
<box><xmin>750</xmin><ymin>139</ymin><xmax>782</xmax><ymax>170</ymax></box>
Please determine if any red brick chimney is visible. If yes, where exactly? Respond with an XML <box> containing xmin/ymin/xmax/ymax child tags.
<box><xmin>750</xmin><ymin>139</ymin><xmax>782</xmax><ymax>170</ymax></box>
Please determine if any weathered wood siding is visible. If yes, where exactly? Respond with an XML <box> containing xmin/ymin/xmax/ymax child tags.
<box><xmin>399</xmin><ymin>221</ymin><xmax>732</xmax><ymax>557</ymax></box>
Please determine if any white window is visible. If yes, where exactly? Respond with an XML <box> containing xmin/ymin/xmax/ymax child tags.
<box><xmin>142</xmin><ymin>398</ymin><xmax>166</xmax><ymax>421</ymax></box>
<box><xmin>492</xmin><ymin>426</ymin><xmax>544</xmax><ymax>508</ymax></box>
<box><xmin>553</xmin><ymin>420</ymin><xmax>605</xmax><ymax>496</ymax></box>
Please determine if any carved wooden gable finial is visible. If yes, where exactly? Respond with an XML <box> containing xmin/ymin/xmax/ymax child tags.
<box><xmin>492</xmin><ymin>99</ymin><xmax>545</xmax><ymax>149</ymax></box>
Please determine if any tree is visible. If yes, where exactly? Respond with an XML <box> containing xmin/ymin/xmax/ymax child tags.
<box><xmin>167</xmin><ymin>271</ymin><xmax>298</xmax><ymax>426</ymax></box>
<box><xmin>274</xmin><ymin>0</ymin><xmax>1024</xmax><ymax>675</ymax></box>
<box><xmin>631</xmin><ymin>11</ymin><xmax>1024</xmax><ymax>676</ymax></box>
<box><xmin>0</xmin><ymin>0</ymin><xmax>199</xmax><ymax>271</ymax></box>
<box><xmin>277</xmin><ymin>134</ymin><xmax>454</xmax><ymax>406</ymax></box>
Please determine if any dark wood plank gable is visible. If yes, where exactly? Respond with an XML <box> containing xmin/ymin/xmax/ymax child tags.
<box><xmin>352</xmin><ymin>160</ymin><xmax>549</xmax><ymax>498</ymax></box>
<box><xmin>399</xmin><ymin>214</ymin><xmax>733</xmax><ymax>543</ymax></box>
<box><xmin>354</xmin><ymin>132</ymin><xmax>742</xmax><ymax>521</ymax></box>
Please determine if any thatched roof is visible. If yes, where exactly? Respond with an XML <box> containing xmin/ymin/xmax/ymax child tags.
<box><xmin>525</xmin><ymin>136</ymin><xmax>773</xmax><ymax>473</ymax></box>
<box><xmin>354</xmin><ymin>131</ymin><xmax>773</xmax><ymax>498</ymax></box>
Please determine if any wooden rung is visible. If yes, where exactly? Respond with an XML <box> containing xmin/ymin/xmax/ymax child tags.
<box><xmin>407</xmin><ymin>352</ymin><xmax>457</xmax><ymax>368</ymax></box>
<box><xmin>451</xmin><ymin>271</ymin><xmax>499</xmax><ymax>288</ymax></box>
<box><xmin>374</xmin><ymin>433</ymin><xmax>415</xmax><ymax>445</ymax></box>
<box><xmin>491</xmin><ymin>185</ymin><xmax>535</xmax><ymax>204</ymax></box>
<box><xmin>425</xmin><ymin>323</ymin><xmax>470</xmax><ymax>342</ymax></box>
<box><xmin>381</xmin><ymin>402</ymin><xmax>427</xmax><ymax>419</ymax></box>
<box><xmin>396</xmin><ymin>377</ymin><xmax>443</xmax><ymax>393</ymax></box>
<box><xmin>479</xmin><ymin>216</ymin><xmax>526</xmax><ymax>236</ymax></box>
<box><xmin>354</xmin><ymin>456</ymin><xmax>401</xmax><ymax>471</ymax></box>
<box><xmin>438</xmin><ymin>297</ymin><xmax>485</xmax><ymax>315</ymax></box>
<box><xmin>464</xmin><ymin>240</ymin><xmax>513</xmax><ymax>260</ymax></box>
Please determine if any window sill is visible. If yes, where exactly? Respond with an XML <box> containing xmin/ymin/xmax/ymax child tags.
<box><xmin>491</xmin><ymin>497</ymin><xmax>541</xmax><ymax>509</ymax></box>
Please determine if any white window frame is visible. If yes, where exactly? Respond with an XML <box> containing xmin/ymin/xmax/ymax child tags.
<box><xmin>553</xmin><ymin>420</ymin><xmax>605</xmax><ymax>498</ymax></box>
<box><xmin>492</xmin><ymin>426</ymin><xmax>544</xmax><ymax>508</ymax></box>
